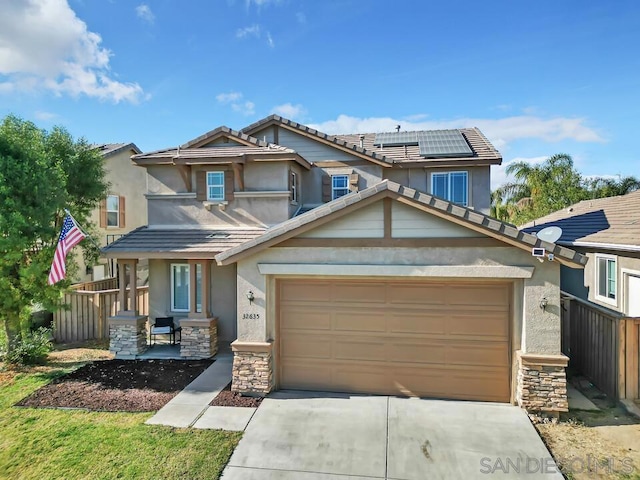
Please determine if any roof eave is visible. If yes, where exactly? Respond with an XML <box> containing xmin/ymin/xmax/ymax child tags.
<box><xmin>558</xmin><ymin>241</ymin><xmax>640</xmax><ymax>253</ymax></box>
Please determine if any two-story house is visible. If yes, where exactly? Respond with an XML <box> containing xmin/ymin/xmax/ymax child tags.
<box><xmin>75</xmin><ymin>142</ymin><xmax>146</xmax><ymax>283</ymax></box>
<box><xmin>104</xmin><ymin>115</ymin><xmax>586</xmax><ymax>419</ymax></box>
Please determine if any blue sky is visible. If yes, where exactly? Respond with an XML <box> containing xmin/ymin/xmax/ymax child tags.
<box><xmin>1</xmin><ymin>0</ymin><xmax>639</xmax><ymax>188</ymax></box>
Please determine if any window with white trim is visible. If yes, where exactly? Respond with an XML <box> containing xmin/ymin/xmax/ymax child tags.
<box><xmin>171</xmin><ymin>264</ymin><xmax>202</xmax><ymax>312</ymax></box>
<box><xmin>206</xmin><ymin>172</ymin><xmax>225</xmax><ymax>201</ymax></box>
<box><xmin>431</xmin><ymin>171</ymin><xmax>468</xmax><ymax>206</ymax></box>
<box><xmin>596</xmin><ymin>255</ymin><xmax>616</xmax><ymax>303</ymax></box>
<box><xmin>106</xmin><ymin>195</ymin><xmax>119</xmax><ymax>227</ymax></box>
<box><xmin>290</xmin><ymin>171</ymin><xmax>298</xmax><ymax>203</ymax></box>
<box><xmin>332</xmin><ymin>174</ymin><xmax>349</xmax><ymax>200</ymax></box>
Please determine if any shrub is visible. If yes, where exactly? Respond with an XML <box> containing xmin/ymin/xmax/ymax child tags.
<box><xmin>5</xmin><ymin>327</ymin><xmax>53</xmax><ymax>365</ymax></box>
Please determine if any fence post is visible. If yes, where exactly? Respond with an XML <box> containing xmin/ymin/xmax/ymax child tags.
<box><xmin>94</xmin><ymin>291</ymin><xmax>102</xmax><ymax>340</ymax></box>
<box><xmin>625</xmin><ymin>319</ymin><xmax>639</xmax><ymax>400</ymax></box>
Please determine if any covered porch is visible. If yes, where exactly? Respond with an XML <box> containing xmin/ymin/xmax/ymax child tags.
<box><xmin>102</xmin><ymin>227</ymin><xmax>265</xmax><ymax>360</ymax></box>
<box><xmin>107</xmin><ymin>257</ymin><xmax>219</xmax><ymax>360</ymax></box>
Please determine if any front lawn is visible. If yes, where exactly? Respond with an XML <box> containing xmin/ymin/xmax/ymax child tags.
<box><xmin>0</xmin><ymin>344</ymin><xmax>241</xmax><ymax>480</ymax></box>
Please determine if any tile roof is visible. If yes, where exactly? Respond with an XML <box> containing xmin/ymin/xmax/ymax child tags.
<box><xmin>133</xmin><ymin>144</ymin><xmax>296</xmax><ymax>160</ymax></box>
<box><xmin>102</xmin><ymin>227</ymin><xmax>266</xmax><ymax>258</ymax></box>
<box><xmin>335</xmin><ymin>128</ymin><xmax>501</xmax><ymax>166</ymax></box>
<box><xmin>241</xmin><ymin>115</ymin><xmax>502</xmax><ymax>167</ymax></box>
<box><xmin>215</xmin><ymin>180</ymin><xmax>585</xmax><ymax>268</ymax></box>
<box><xmin>521</xmin><ymin>190</ymin><xmax>640</xmax><ymax>251</ymax></box>
<box><xmin>95</xmin><ymin>143</ymin><xmax>141</xmax><ymax>158</ymax></box>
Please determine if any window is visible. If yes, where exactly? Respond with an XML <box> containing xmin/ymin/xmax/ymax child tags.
<box><xmin>596</xmin><ymin>255</ymin><xmax>616</xmax><ymax>303</ymax></box>
<box><xmin>290</xmin><ymin>171</ymin><xmax>298</xmax><ymax>203</ymax></box>
<box><xmin>206</xmin><ymin>172</ymin><xmax>225</xmax><ymax>201</ymax></box>
<box><xmin>106</xmin><ymin>195</ymin><xmax>119</xmax><ymax>227</ymax></box>
<box><xmin>332</xmin><ymin>175</ymin><xmax>349</xmax><ymax>200</ymax></box>
<box><xmin>431</xmin><ymin>171</ymin><xmax>468</xmax><ymax>206</ymax></box>
<box><xmin>171</xmin><ymin>263</ymin><xmax>202</xmax><ymax>312</ymax></box>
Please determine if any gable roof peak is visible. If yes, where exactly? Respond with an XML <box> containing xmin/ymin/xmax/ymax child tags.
<box><xmin>215</xmin><ymin>179</ymin><xmax>585</xmax><ymax>268</ymax></box>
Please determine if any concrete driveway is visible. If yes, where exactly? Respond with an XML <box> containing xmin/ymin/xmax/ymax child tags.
<box><xmin>221</xmin><ymin>391</ymin><xmax>563</xmax><ymax>479</ymax></box>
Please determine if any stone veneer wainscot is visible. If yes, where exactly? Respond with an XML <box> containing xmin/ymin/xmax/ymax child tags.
<box><xmin>180</xmin><ymin>318</ymin><xmax>218</xmax><ymax>359</ymax></box>
<box><xmin>516</xmin><ymin>351</ymin><xmax>569</xmax><ymax>421</ymax></box>
<box><xmin>109</xmin><ymin>316</ymin><xmax>148</xmax><ymax>358</ymax></box>
<box><xmin>231</xmin><ymin>341</ymin><xmax>274</xmax><ymax>396</ymax></box>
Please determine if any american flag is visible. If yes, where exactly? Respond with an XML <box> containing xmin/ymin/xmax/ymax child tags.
<box><xmin>48</xmin><ymin>214</ymin><xmax>86</xmax><ymax>285</ymax></box>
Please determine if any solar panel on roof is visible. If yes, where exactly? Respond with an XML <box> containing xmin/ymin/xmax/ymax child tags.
<box><xmin>373</xmin><ymin>131</ymin><xmax>418</xmax><ymax>147</ymax></box>
<box><xmin>418</xmin><ymin>130</ymin><xmax>473</xmax><ymax>158</ymax></box>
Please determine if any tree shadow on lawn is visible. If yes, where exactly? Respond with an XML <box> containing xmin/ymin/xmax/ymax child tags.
<box><xmin>14</xmin><ymin>359</ymin><xmax>213</xmax><ymax>412</ymax></box>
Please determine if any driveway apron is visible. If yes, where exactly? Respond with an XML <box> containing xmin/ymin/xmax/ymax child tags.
<box><xmin>222</xmin><ymin>391</ymin><xmax>562</xmax><ymax>479</ymax></box>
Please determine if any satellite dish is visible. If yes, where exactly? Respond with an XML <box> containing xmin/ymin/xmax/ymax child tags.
<box><xmin>536</xmin><ymin>226</ymin><xmax>563</xmax><ymax>244</ymax></box>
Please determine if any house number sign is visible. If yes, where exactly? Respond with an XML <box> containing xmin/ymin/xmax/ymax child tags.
<box><xmin>242</xmin><ymin>313</ymin><xmax>260</xmax><ymax>320</ymax></box>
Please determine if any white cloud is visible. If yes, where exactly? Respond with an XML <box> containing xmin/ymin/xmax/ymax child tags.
<box><xmin>244</xmin><ymin>0</ymin><xmax>283</xmax><ymax>9</ymax></box>
<box><xmin>34</xmin><ymin>110</ymin><xmax>58</xmax><ymax>121</ymax></box>
<box><xmin>0</xmin><ymin>0</ymin><xmax>144</xmax><ymax>103</ymax></box>
<box><xmin>236</xmin><ymin>24</ymin><xmax>274</xmax><ymax>47</ymax></box>
<box><xmin>135</xmin><ymin>4</ymin><xmax>155</xmax><ymax>24</ymax></box>
<box><xmin>491</xmin><ymin>156</ymin><xmax>548</xmax><ymax>190</ymax></box>
<box><xmin>309</xmin><ymin>114</ymin><xmax>605</xmax><ymax>148</ymax></box>
<box><xmin>236</xmin><ymin>24</ymin><xmax>261</xmax><ymax>39</ymax></box>
<box><xmin>232</xmin><ymin>101</ymin><xmax>255</xmax><ymax>116</ymax></box>
<box><xmin>271</xmin><ymin>102</ymin><xmax>306</xmax><ymax>119</ymax></box>
<box><xmin>216</xmin><ymin>91</ymin><xmax>243</xmax><ymax>103</ymax></box>
<box><xmin>216</xmin><ymin>91</ymin><xmax>255</xmax><ymax>115</ymax></box>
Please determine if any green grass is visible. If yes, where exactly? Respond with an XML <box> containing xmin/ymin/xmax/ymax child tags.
<box><xmin>0</xmin><ymin>361</ymin><xmax>241</xmax><ymax>480</ymax></box>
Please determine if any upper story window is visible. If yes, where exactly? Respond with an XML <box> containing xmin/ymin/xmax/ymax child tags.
<box><xmin>431</xmin><ymin>171</ymin><xmax>468</xmax><ymax>206</ymax></box>
<box><xmin>100</xmin><ymin>195</ymin><xmax>124</xmax><ymax>229</ymax></box>
<box><xmin>290</xmin><ymin>171</ymin><xmax>298</xmax><ymax>203</ymax></box>
<box><xmin>106</xmin><ymin>195</ymin><xmax>120</xmax><ymax>227</ymax></box>
<box><xmin>207</xmin><ymin>172</ymin><xmax>225</xmax><ymax>201</ymax></box>
<box><xmin>332</xmin><ymin>175</ymin><xmax>350</xmax><ymax>200</ymax></box>
<box><xmin>596</xmin><ymin>254</ymin><xmax>616</xmax><ymax>304</ymax></box>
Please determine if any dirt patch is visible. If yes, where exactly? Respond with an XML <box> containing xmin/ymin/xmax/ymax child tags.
<box><xmin>536</xmin><ymin>376</ymin><xmax>640</xmax><ymax>479</ymax></box>
<box><xmin>48</xmin><ymin>340</ymin><xmax>113</xmax><ymax>364</ymax></box>
<box><xmin>210</xmin><ymin>383</ymin><xmax>263</xmax><ymax>408</ymax></box>
<box><xmin>16</xmin><ymin>359</ymin><xmax>213</xmax><ymax>412</ymax></box>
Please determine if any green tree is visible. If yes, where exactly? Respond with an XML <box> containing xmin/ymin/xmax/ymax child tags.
<box><xmin>0</xmin><ymin>115</ymin><xmax>108</xmax><ymax>353</ymax></box>
<box><xmin>491</xmin><ymin>154</ymin><xmax>640</xmax><ymax>226</ymax></box>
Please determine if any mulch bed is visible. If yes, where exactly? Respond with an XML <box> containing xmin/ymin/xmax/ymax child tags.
<box><xmin>210</xmin><ymin>383</ymin><xmax>263</xmax><ymax>408</ymax></box>
<box><xmin>16</xmin><ymin>359</ymin><xmax>213</xmax><ymax>412</ymax></box>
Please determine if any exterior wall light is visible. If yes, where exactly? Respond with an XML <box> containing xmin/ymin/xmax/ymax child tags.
<box><xmin>539</xmin><ymin>297</ymin><xmax>548</xmax><ymax>311</ymax></box>
<box><xmin>246</xmin><ymin>290</ymin><xmax>255</xmax><ymax>304</ymax></box>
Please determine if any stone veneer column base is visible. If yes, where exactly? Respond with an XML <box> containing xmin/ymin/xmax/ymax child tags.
<box><xmin>516</xmin><ymin>351</ymin><xmax>569</xmax><ymax>422</ymax></box>
<box><xmin>231</xmin><ymin>341</ymin><xmax>274</xmax><ymax>397</ymax></box>
<box><xmin>180</xmin><ymin>318</ymin><xmax>218</xmax><ymax>359</ymax></box>
<box><xmin>109</xmin><ymin>315</ymin><xmax>148</xmax><ymax>358</ymax></box>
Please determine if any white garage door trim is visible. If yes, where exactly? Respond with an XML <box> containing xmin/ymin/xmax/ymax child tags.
<box><xmin>259</xmin><ymin>263</ymin><xmax>534</xmax><ymax>278</ymax></box>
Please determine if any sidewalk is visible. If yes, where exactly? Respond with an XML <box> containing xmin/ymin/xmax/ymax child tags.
<box><xmin>146</xmin><ymin>351</ymin><xmax>257</xmax><ymax>431</ymax></box>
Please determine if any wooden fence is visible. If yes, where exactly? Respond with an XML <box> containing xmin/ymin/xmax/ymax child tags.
<box><xmin>53</xmin><ymin>286</ymin><xmax>149</xmax><ymax>343</ymax></box>
<box><xmin>561</xmin><ymin>291</ymin><xmax>639</xmax><ymax>403</ymax></box>
<box><xmin>71</xmin><ymin>277</ymin><xmax>118</xmax><ymax>292</ymax></box>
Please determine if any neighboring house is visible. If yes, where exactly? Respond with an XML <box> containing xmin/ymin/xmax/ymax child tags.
<box><xmin>75</xmin><ymin>143</ymin><xmax>146</xmax><ymax>283</ymax></box>
<box><xmin>523</xmin><ymin>190</ymin><xmax>640</xmax><ymax>317</ymax></box>
<box><xmin>103</xmin><ymin>115</ymin><xmax>586</xmax><ymax>419</ymax></box>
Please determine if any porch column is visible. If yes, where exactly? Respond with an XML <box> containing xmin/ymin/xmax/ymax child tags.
<box><xmin>181</xmin><ymin>259</ymin><xmax>218</xmax><ymax>359</ymax></box>
<box><xmin>117</xmin><ymin>259</ymin><xmax>138</xmax><ymax>316</ymax></box>
<box><xmin>109</xmin><ymin>257</ymin><xmax>148</xmax><ymax>358</ymax></box>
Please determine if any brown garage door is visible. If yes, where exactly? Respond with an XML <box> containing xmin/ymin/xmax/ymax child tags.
<box><xmin>278</xmin><ymin>279</ymin><xmax>511</xmax><ymax>402</ymax></box>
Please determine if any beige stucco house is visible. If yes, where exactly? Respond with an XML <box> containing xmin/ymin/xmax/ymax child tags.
<box><xmin>103</xmin><ymin>115</ymin><xmax>586</xmax><ymax>418</ymax></box>
<box><xmin>75</xmin><ymin>143</ymin><xmax>146</xmax><ymax>283</ymax></box>
<box><xmin>524</xmin><ymin>191</ymin><xmax>640</xmax><ymax>317</ymax></box>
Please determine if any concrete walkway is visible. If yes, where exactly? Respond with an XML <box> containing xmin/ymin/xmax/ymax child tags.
<box><xmin>146</xmin><ymin>351</ymin><xmax>257</xmax><ymax>431</ymax></box>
